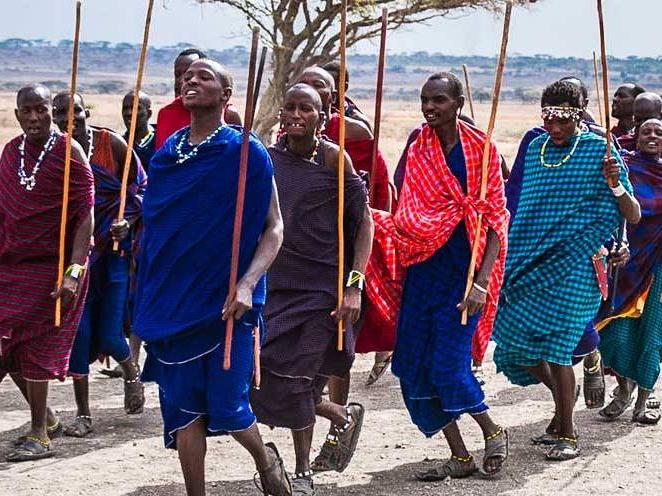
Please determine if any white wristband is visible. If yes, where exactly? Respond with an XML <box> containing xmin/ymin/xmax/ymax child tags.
<box><xmin>472</xmin><ymin>282</ymin><xmax>488</xmax><ymax>294</ymax></box>
<box><xmin>610</xmin><ymin>183</ymin><xmax>626</xmax><ymax>197</ymax></box>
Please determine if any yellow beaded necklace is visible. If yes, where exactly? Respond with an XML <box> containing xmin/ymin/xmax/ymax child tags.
<box><xmin>540</xmin><ymin>132</ymin><xmax>581</xmax><ymax>168</ymax></box>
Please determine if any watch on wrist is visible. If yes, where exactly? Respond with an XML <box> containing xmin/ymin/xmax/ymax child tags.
<box><xmin>65</xmin><ymin>263</ymin><xmax>86</xmax><ymax>281</ymax></box>
<box><xmin>346</xmin><ymin>270</ymin><xmax>365</xmax><ymax>291</ymax></box>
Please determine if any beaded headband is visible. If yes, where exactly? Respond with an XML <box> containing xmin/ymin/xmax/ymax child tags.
<box><xmin>541</xmin><ymin>106</ymin><xmax>582</xmax><ymax>122</ymax></box>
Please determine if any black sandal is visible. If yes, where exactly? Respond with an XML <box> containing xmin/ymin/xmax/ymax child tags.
<box><xmin>311</xmin><ymin>403</ymin><xmax>364</xmax><ymax>474</ymax></box>
<box><xmin>291</xmin><ymin>471</ymin><xmax>316</xmax><ymax>495</ymax></box>
<box><xmin>584</xmin><ymin>359</ymin><xmax>605</xmax><ymax>409</ymax></box>
<box><xmin>64</xmin><ymin>415</ymin><xmax>93</xmax><ymax>438</ymax></box>
<box><xmin>415</xmin><ymin>455</ymin><xmax>478</xmax><ymax>481</ymax></box>
<box><xmin>6</xmin><ymin>436</ymin><xmax>54</xmax><ymax>462</ymax></box>
<box><xmin>546</xmin><ymin>436</ymin><xmax>580</xmax><ymax>461</ymax></box>
<box><xmin>14</xmin><ymin>418</ymin><xmax>62</xmax><ymax>446</ymax></box>
<box><xmin>253</xmin><ymin>442</ymin><xmax>292</xmax><ymax>496</ymax></box>
<box><xmin>481</xmin><ymin>427</ymin><xmax>509</xmax><ymax>476</ymax></box>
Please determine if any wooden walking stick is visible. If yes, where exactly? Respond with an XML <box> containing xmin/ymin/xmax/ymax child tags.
<box><xmin>337</xmin><ymin>0</ymin><xmax>348</xmax><ymax>351</ymax></box>
<box><xmin>369</xmin><ymin>7</ymin><xmax>388</xmax><ymax>206</ymax></box>
<box><xmin>593</xmin><ymin>51</ymin><xmax>604</xmax><ymax>127</ymax></box>
<box><xmin>461</xmin><ymin>0</ymin><xmax>513</xmax><ymax>326</ymax></box>
<box><xmin>462</xmin><ymin>64</ymin><xmax>476</xmax><ymax>121</ymax></box>
<box><xmin>114</xmin><ymin>0</ymin><xmax>155</xmax><ymax>251</ymax></box>
<box><xmin>252</xmin><ymin>46</ymin><xmax>268</xmax><ymax>120</ymax></box>
<box><xmin>596</xmin><ymin>0</ymin><xmax>625</xmax><ymax>312</ymax></box>
<box><xmin>224</xmin><ymin>27</ymin><xmax>261</xmax><ymax>370</ymax></box>
<box><xmin>55</xmin><ymin>0</ymin><xmax>82</xmax><ymax>327</ymax></box>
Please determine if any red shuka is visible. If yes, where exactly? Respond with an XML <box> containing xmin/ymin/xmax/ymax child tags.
<box><xmin>366</xmin><ymin>122</ymin><xmax>509</xmax><ymax>361</ymax></box>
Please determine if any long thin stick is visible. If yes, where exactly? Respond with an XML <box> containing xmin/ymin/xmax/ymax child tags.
<box><xmin>337</xmin><ymin>0</ymin><xmax>348</xmax><ymax>351</ymax></box>
<box><xmin>253</xmin><ymin>326</ymin><xmax>261</xmax><ymax>389</ymax></box>
<box><xmin>224</xmin><ymin>27</ymin><xmax>261</xmax><ymax>370</ymax></box>
<box><xmin>55</xmin><ymin>1</ymin><xmax>82</xmax><ymax>327</ymax></box>
<box><xmin>597</xmin><ymin>0</ymin><xmax>612</xmax><ymax>162</ymax></box>
<box><xmin>462</xmin><ymin>64</ymin><xmax>476</xmax><ymax>121</ymax></box>
<box><xmin>252</xmin><ymin>46</ymin><xmax>268</xmax><ymax>121</ymax></box>
<box><xmin>593</xmin><ymin>51</ymin><xmax>604</xmax><ymax>127</ymax></box>
<box><xmin>597</xmin><ymin>0</ymin><xmax>624</xmax><ymax>312</ymax></box>
<box><xmin>461</xmin><ymin>0</ymin><xmax>513</xmax><ymax>325</ymax></box>
<box><xmin>369</xmin><ymin>8</ymin><xmax>388</xmax><ymax>206</ymax></box>
<box><xmin>114</xmin><ymin>0</ymin><xmax>155</xmax><ymax>251</ymax></box>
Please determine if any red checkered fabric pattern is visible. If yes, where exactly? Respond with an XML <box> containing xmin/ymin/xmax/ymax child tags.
<box><xmin>366</xmin><ymin>121</ymin><xmax>509</xmax><ymax>360</ymax></box>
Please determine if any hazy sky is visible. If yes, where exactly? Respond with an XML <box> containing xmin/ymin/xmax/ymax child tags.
<box><xmin>0</xmin><ymin>0</ymin><xmax>657</xmax><ymax>57</ymax></box>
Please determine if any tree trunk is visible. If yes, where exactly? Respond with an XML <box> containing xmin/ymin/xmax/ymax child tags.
<box><xmin>254</xmin><ymin>46</ymin><xmax>293</xmax><ymax>144</ymax></box>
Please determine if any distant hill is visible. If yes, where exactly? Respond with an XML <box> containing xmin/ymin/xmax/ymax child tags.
<box><xmin>1</xmin><ymin>38</ymin><xmax>661</xmax><ymax>100</ymax></box>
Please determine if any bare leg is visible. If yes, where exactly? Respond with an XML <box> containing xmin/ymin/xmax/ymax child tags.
<box><xmin>231</xmin><ymin>423</ymin><xmax>270</xmax><ymax>471</ymax></box>
<box><xmin>524</xmin><ymin>362</ymin><xmax>561</xmax><ymax>433</ymax></box>
<box><xmin>328</xmin><ymin>373</ymin><xmax>349</xmax><ymax>406</ymax></box>
<box><xmin>26</xmin><ymin>380</ymin><xmax>49</xmax><ymax>439</ymax></box>
<box><xmin>10</xmin><ymin>373</ymin><xmax>56</xmax><ymax>426</ymax></box>
<box><xmin>548</xmin><ymin>363</ymin><xmax>576</xmax><ymax>438</ymax></box>
<box><xmin>441</xmin><ymin>421</ymin><xmax>470</xmax><ymax>458</ymax></box>
<box><xmin>634</xmin><ymin>386</ymin><xmax>651</xmax><ymax>413</ymax></box>
<box><xmin>315</xmin><ymin>399</ymin><xmax>348</xmax><ymax>425</ymax></box>
<box><xmin>374</xmin><ymin>351</ymin><xmax>391</xmax><ymax>366</ymax></box>
<box><xmin>129</xmin><ymin>333</ymin><xmax>142</xmax><ymax>366</ymax></box>
<box><xmin>118</xmin><ymin>356</ymin><xmax>140</xmax><ymax>381</ymax></box>
<box><xmin>292</xmin><ymin>426</ymin><xmax>315</xmax><ymax>473</ymax></box>
<box><xmin>176</xmin><ymin>417</ymin><xmax>207</xmax><ymax>496</ymax></box>
<box><xmin>72</xmin><ymin>377</ymin><xmax>91</xmax><ymax>417</ymax></box>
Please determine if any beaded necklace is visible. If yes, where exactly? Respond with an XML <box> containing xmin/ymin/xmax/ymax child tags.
<box><xmin>17</xmin><ymin>130</ymin><xmax>58</xmax><ymax>191</ymax></box>
<box><xmin>284</xmin><ymin>136</ymin><xmax>320</xmax><ymax>163</ymax></box>
<box><xmin>540</xmin><ymin>132</ymin><xmax>581</xmax><ymax>168</ymax></box>
<box><xmin>84</xmin><ymin>127</ymin><xmax>95</xmax><ymax>161</ymax></box>
<box><xmin>175</xmin><ymin>124</ymin><xmax>224</xmax><ymax>165</ymax></box>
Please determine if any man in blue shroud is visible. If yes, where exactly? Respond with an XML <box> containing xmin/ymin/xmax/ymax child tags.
<box><xmin>133</xmin><ymin>58</ymin><xmax>291</xmax><ymax>496</ymax></box>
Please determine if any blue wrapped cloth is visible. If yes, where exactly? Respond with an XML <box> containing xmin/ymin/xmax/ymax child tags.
<box><xmin>393</xmin><ymin>143</ymin><xmax>488</xmax><ymax>437</ymax></box>
<box><xmin>133</xmin><ymin>125</ymin><xmax>273</xmax><ymax>448</ymax></box>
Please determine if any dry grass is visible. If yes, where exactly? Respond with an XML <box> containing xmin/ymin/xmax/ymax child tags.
<box><xmin>0</xmin><ymin>92</ymin><xmax>548</xmax><ymax>171</ymax></box>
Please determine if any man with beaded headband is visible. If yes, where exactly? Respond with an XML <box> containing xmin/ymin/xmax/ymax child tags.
<box><xmin>132</xmin><ymin>58</ymin><xmax>292</xmax><ymax>496</ymax></box>
<box><xmin>492</xmin><ymin>80</ymin><xmax>641</xmax><ymax>461</ymax></box>
<box><xmin>0</xmin><ymin>84</ymin><xmax>94</xmax><ymax>462</ymax></box>
<box><xmin>51</xmin><ymin>91</ymin><xmax>146</xmax><ymax>438</ymax></box>
<box><xmin>251</xmin><ymin>83</ymin><xmax>373</xmax><ymax>495</ymax></box>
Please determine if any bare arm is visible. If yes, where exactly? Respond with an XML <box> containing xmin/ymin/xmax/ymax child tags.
<box><xmin>604</xmin><ymin>157</ymin><xmax>641</xmax><ymax>224</ymax></box>
<box><xmin>457</xmin><ymin>228</ymin><xmax>500</xmax><ymax>316</ymax></box>
<box><xmin>222</xmin><ymin>179</ymin><xmax>284</xmax><ymax>320</ymax></box>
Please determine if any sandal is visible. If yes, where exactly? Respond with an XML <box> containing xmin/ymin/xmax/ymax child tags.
<box><xmin>481</xmin><ymin>426</ymin><xmax>509</xmax><ymax>476</ymax></box>
<box><xmin>546</xmin><ymin>436</ymin><xmax>580</xmax><ymax>461</ymax></box>
<box><xmin>99</xmin><ymin>364</ymin><xmax>124</xmax><ymax>379</ymax></box>
<box><xmin>64</xmin><ymin>415</ymin><xmax>93</xmax><ymax>438</ymax></box>
<box><xmin>415</xmin><ymin>455</ymin><xmax>478</xmax><ymax>481</ymax></box>
<box><xmin>253</xmin><ymin>442</ymin><xmax>293</xmax><ymax>496</ymax></box>
<box><xmin>583</xmin><ymin>358</ymin><xmax>605</xmax><ymax>409</ymax></box>
<box><xmin>599</xmin><ymin>395</ymin><xmax>634</xmax><ymax>421</ymax></box>
<box><xmin>14</xmin><ymin>418</ymin><xmax>62</xmax><ymax>446</ymax></box>
<box><xmin>6</xmin><ymin>436</ymin><xmax>54</xmax><ymax>462</ymax></box>
<box><xmin>632</xmin><ymin>407</ymin><xmax>661</xmax><ymax>425</ymax></box>
<box><xmin>124</xmin><ymin>377</ymin><xmax>145</xmax><ymax>414</ymax></box>
<box><xmin>291</xmin><ymin>471</ymin><xmax>316</xmax><ymax>496</ymax></box>
<box><xmin>311</xmin><ymin>403</ymin><xmax>365</xmax><ymax>473</ymax></box>
<box><xmin>366</xmin><ymin>354</ymin><xmax>392</xmax><ymax>386</ymax></box>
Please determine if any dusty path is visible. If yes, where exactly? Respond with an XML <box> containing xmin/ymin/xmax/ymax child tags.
<box><xmin>1</xmin><ymin>349</ymin><xmax>660</xmax><ymax>496</ymax></box>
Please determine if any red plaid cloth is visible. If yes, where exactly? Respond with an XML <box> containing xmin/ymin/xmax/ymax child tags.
<box><xmin>366</xmin><ymin>121</ymin><xmax>509</xmax><ymax>360</ymax></box>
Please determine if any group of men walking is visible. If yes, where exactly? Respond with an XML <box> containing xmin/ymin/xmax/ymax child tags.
<box><xmin>1</xmin><ymin>46</ymin><xmax>661</xmax><ymax>496</ymax></box>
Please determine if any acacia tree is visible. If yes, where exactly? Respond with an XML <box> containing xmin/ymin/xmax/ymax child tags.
<box><xmin>197</xmin><ymin>0</ymin><xmax>536</xmax><ymax>140</ymax></box>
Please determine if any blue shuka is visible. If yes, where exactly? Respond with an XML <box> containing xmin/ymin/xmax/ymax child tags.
<box><xmin>493</xmin><ymin>131</ymin><xmax>632</xmax><ymax>386</ymax></box>
<box><xmin>133</xmin><ymin>125</ymin><xmax>273</xmax><ymax>448</ymax></box>
<box><xmin>393</xmin><ymin>143</ymin><xmax>488</xmax><ymax>437</ymax></box>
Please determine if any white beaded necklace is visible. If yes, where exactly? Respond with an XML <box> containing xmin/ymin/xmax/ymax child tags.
<box><xmin>85</xmin><ymin>127</ymin><xmax>95</xmax><ymax>161</ymax></box>
<box><xmin>175</xmin><ymin>124</ymin><xmax>224</xmax><ymax>165</ymax></box>
<box><xmin>18</xmin><ymin>130</ymin><xmax>58</xmax><ymax>191</ymax></box>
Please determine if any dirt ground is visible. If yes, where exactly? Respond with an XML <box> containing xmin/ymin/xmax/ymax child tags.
<box><xmin>1</xmin><ymin>349</ymin><xmax>660</xmax><ymax>496</ymax></box>
<box><xmin>1</xmin><ymin>94</ymin><xmax>658</xmax><ymax>495</ymax></box>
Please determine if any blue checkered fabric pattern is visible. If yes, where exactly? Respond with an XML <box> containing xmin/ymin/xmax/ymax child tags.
<box><xmin>600</xmin><ymin>263</ymin><xmax>662</xmax><ymax>390</ymax></box>
<box><xmin>493</xmin><ymin>131</ymin><xmax>632</xmax><ymax>386</ymax></box>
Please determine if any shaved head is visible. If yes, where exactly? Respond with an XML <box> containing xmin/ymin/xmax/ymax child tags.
<box><xmin>17</xmin><ymin>83</ymin><xmax>51</xmax><ymax>106</ymax></box>
<box><xmin>123</xmin><ymin>90</ymin><xmax>152</xmax><ymax>107</ymax></box>
<box><xmin>285</xmin><ymin>83</ymin><xmax>323</xmax><ymax>111</ymax></box>
<box><xmin>188</xmin><ymin>59</ymin><xmax>233</xmax><ymax>88</ymax></box>
<box><xmin>53</xmin><ymin>91</ymin><xmax>85</xmax><ymax>110</ymax></box>
<box><xmin>298</xmin><ymin>66</ymin><xmax>336</xmax><ymax>91</ymax></box>
<box><xmin>633</xmin><ymin>92</ymin><xmax>662</xmax><ymax>127</ymax></box>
